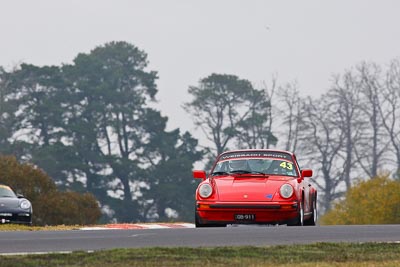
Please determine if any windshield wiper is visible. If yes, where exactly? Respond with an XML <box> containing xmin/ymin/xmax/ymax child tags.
<box><xmin>212</xmin><ymin>170</ymin><xmax>269</xmax><ymax>176</ymax></box>
<box><xmin>211</xmin><ymin>171</ymin><xmax>231</xmax><ymax>176</ymax></box>
<box><xmin>230</xmin><ymin>170</ymin><xmax>251</xmax><ymax>174</ymax></box>
<box><xmin>230</xmin><ymin>170</ymin><xmax>269</xmax><ymax>176</ymax></box>
<box><xmin>250</xmin><ymin>171</ymin><xmax>269</xmax><ymax>176</ymax></box>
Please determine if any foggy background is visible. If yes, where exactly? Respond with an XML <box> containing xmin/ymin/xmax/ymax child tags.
<box><xmin>2</xmin><ymin>0</ymin><xmax>400</xmax><ymax>139</ymax></box>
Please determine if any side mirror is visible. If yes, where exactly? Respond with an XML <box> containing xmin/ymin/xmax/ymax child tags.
<box><xmin>17</xmin><ymin>194</ymin><xmax>25</xmax><ymax>199</ymax></box>
<box><xmin>298</xmin><ymin>169</ymin><xmax>313</xmax><ymax>183</ymax></box>
<box><xmin>193</xmin><ymin>170</ymin><xmax>207</xmax><ymax>180</ymax></box>
<box><xmin>301</xmin><ymin>169</ymin><xmax>313</xmax><ymax>178</ymax></box>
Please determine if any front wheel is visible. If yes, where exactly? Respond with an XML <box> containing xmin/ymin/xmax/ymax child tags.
<box><xmin>297</xmin><ymin>200</ymin><xmax>304</xmax><ymax>226</ymax></box>
<box><xmin>305</xmin><ymin>195</ymin><xmax>317</xmax><ymax>226</ymax></box>
<box><xmin>195</xmin><ymin>212</ymin><xmax>207</xmax><ymax>228</ymax></box>
<box><xmin>195</xmin><ymin>211</ymin><xmax>226</xmax><ymax>228</ymax></box>
<box><xmin>288</xmin><ymin>200</ymin><xmax>304</xmax><ymax>226</ymax></box>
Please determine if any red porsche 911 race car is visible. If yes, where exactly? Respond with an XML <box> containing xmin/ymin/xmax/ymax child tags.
<box><xmin>194</xmin><ymin>149</ymin><xmax>317</xmax><ymax>227</ymax></box>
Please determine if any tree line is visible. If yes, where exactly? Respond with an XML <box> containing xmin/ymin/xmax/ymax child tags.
<box><xmin>1</xmin><ymin>41</ymin><xmax>400</xmax><ymax>223</ymax></box>
<box><xmin>269</xmin><ymin>61</ymin><xmax>400</xmax><ymax>213</ymax></box>
<box><xmin>0</xmin><ymin>42</ymin><xmax>202</xmax><ymax>223</ymax></box>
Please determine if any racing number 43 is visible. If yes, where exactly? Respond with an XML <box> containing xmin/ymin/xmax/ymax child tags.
<box><xmin>280</xmin><ymin>162</ymin><xmax>293</xmax><ymax>170</ymax></box>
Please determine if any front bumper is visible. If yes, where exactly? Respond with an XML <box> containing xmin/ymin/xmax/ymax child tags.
<box><xmin>196</xmin><ymin>201</ymin><xmax>299</xmax><ymax>225</ymax></box>
<box><xmin>0</xmin><ymin>209</ymin><xmax>32</xmax><ymax>225</ymax></box>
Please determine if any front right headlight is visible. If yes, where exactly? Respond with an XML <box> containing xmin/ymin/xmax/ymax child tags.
<box><xmin>199</xmin><ymin>183</ymin><xmax>213</xmax><ymax>198</ymax></box>
<box><xmin>20</xmin><ymin>200</ymin><xmax>31</xmax><ymax>210</ymax></box>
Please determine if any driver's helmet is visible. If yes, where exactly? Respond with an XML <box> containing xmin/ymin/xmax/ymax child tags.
<box><xmin>228</xmin><ymin>159</ymin><xmax>248</xmax><ymax>171</ymax></box>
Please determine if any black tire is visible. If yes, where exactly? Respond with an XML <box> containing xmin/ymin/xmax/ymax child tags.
<box><xmin>287</xmin><ymin>200</ymin><xmax>304</xmax><ymax>226</ymax></box>
<box><xmin>195</xmin><ymin>212</ymin><xmax>207</xmax><ymax>228</ymax></box>
<box><xmin>297</xmin><ymin>200</ymin><xmax>304</xmax><ymax>226</ymax></box>
<box><xmin>305</xmin><ymin>195</ymin><xmax>317</xmax><ymax>226</ymax></box>
<box><xmin>195</xmin><ymin>212</ymin><xmax>226</xmax><ymax>228</ymax></box>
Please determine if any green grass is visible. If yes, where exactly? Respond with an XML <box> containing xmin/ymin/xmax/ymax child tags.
<box><xmin>0</xmin><ymin>224</ymin><xmax>81</xmax><ymax>231</ymax></box>
<box><xmin>1</xmin><ymin>243</ymin><xmax>399</xmax><ymax>267</ymax></box>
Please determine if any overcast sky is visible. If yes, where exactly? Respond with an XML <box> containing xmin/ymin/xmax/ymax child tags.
<box><xmin>2</xmin><ymin>0</ymin><xmax>400</xmax><ymax>142</ymax></box>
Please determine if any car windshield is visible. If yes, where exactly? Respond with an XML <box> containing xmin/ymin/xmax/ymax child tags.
<box><xmin>212</xmin><ymin>158</ymin><xmax>298</xmax><ymax>177</ymax></box>
<box><xmin>0</xmin><ymin>186</ymin><xmax>17</xmax><ymax>198</ymax></box>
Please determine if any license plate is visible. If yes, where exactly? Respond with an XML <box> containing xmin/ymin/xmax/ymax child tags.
<box><xmin>234</xmin><ymin>214</ymin><xmax>256</xmax><ymax>221</ymax></box>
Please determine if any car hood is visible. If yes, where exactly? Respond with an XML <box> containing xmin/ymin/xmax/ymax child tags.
<box><xmin>0</xmin><ymin>197</ymin><xmax>20</xmax><ymax>209</ymax></box>
<box><xmin>213</xmin><ymin>175</ymin><xmax>293</xmax><ymax>201</ymax></box>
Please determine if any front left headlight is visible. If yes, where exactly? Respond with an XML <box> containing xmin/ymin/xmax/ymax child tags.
<box><xmin>279</xmin><ymin>184</ymin><xmax>294</xmax><ymax>199</ymax></box>
<box><xmin>20</xmin><ymin>200</ymin><xmax>31</xmax><ymax>210</ymax></box>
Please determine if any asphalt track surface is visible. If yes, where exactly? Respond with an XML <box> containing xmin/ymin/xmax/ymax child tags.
<box><xmin>1</xmin><ymin>225</ymin><xmax>400</xmax><ymax>254</ymax></box>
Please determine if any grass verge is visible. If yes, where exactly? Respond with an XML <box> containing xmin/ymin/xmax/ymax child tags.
<box><xmin>0</xmin><ymin>224</ymin><xmax>81</xmax><ymax>231</ymax></box>
<box><xmin>0</xmin><ymin>242</ymin><xmax>399</xmax><ymax>267</ymax></box>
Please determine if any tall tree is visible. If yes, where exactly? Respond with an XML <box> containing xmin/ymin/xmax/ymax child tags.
<box><xmin>275</xmin><ymin>81</ymin><xmax>305</xmax><ymax>153</ymax></box>
<box><xmin>235</xmin><ymin>87</ymin><xmax>276</xmax><ymax>149</ymax></box>
<box><xmin>262</xmin><ymin>78</ymin><xmax>278</xmax><ymax>149</ymax></box>
<box><xmin>62</xmin><ymin>41</ymin><xmax>202</xmax><ymax>222</ymax></box>
<box><xmin>301</xmin><ymin>96</ymin><xmax>345</xmax><ymax>213</ymax></box>
<box><xmin>63</xmin><ymin>41</ymin><xmax>161</xmax><ymax>222</ymax></box>
<box><xmin>3</xmin><ymin>64</ymin><xmax>75</xmax><ymax>184</ymax></box>
<box><xmin>184</xmin><ymin>73</ymin><xmax>276</xmax><ymax>156</ymax></box>
<box><xmin>380</xmin><ymin>59</ymin><xmax>400</xmax><ymax>179</ymax></box>
<box><xmin>142</xmin><ymin>130</ymin><xmax>203</xmax><ymax>222</ymax></box>
<box><xmin>355</xmin><ymin>62</ymin><xmax>389</xmax><ymax>178</ymax></box>
<box><xmin>327</xmin><ymin>71</ymin><xmax>364</xmax><ymax>190</ymax></box>
<box><xmin>8</xmin><ymin>64</ymin><xmax>65</xmax><ymax>147</ymax></box>
<box><xmin>0</xmin><ymin>67</ymin><xmax>15</xmax><ymax>154</ymax></box>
